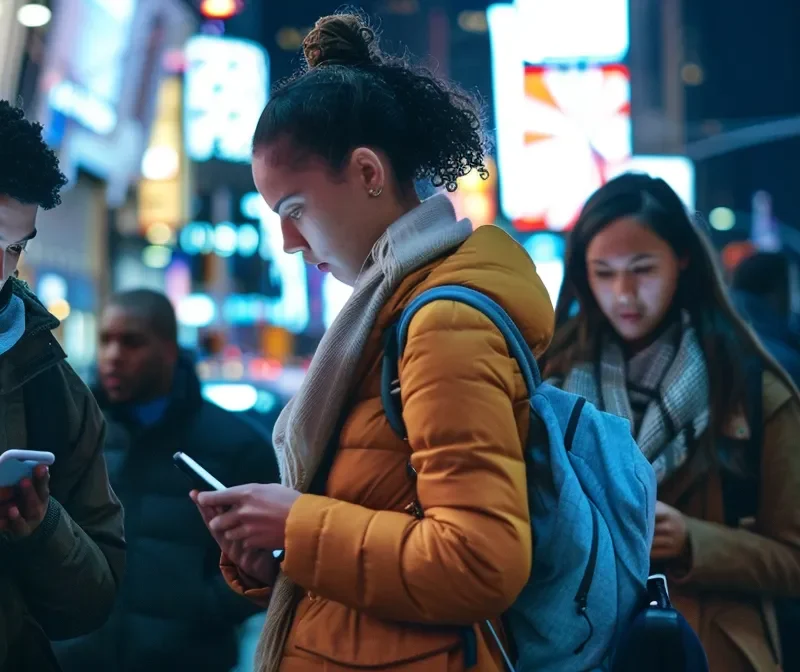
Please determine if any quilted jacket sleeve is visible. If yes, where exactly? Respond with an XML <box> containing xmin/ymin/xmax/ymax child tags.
<box><xmin>282</xmin><ymin>300</ymin><xmax>533</xmax><ymax>624</ymax></box>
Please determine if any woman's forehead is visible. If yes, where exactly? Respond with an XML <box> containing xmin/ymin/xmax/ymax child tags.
<box><xmin>587</xmin><ymin>217</ymin><xmax>670</xmax><ymax>258</ymax></box>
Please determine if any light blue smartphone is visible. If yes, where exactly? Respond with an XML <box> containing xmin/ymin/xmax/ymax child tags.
<box><xmin>0</xmin><ymin>450</ymin><xmax>55</xmax><ymax>488</ymax></box>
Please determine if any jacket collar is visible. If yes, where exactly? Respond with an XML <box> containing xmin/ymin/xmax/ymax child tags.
<box><xmin>0</xmin><ymin>279</ymin><xmax>64</xmax><ymax>395</ymax></box>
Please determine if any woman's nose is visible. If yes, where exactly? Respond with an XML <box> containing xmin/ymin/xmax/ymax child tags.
<box><xmin>280</xmin><ymin>219</ymin><xmax>306</xmax><ymax>255</ymax></box>
<box><xmin>614</xmin><ymin>273</ymin><xmax>637</xmax><ymax>304</ymax></box>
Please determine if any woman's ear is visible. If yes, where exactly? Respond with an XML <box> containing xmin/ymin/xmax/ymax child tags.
<box><xmin>349</xmin><ymin>147</ymin><xmax>385</xmax><ymax>195</ymax></box>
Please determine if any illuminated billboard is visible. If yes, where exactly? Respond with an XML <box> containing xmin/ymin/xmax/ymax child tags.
<box><xmin>488</xmin><ymin>1</ymin><xmax>696</xmax><ymax>230</ymax></box>
<box><xmin>36</xmin><ymin>0</ymin><xmax>196</xmax><ymax>204</ymax></box>
<box><xmin>42</xmin><ymin>0</ymin><xmax>137</xmax><ymax>137</ymax></box>
<box><xmin>520</xmin><ymin>232</ymin><xmax>565</xmax><ymax>307</ymax></box>
<box><xmin>184</xmin><ymin>35</ymin><xmax>269</xmax><ymax>164</ymax></box>
<box><xmin>515</xmin><ymin>64</ymin><xmax>632</xmax><ymax>230</ymax></box>
<box><xmin>515</xmin><ymin>0</ymin><xmax>629</xmax><ymax>65</ymax></box>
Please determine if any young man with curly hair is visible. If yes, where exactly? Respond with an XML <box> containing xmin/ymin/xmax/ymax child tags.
<box><xmin>0</xmin><ymin>100</ymin><xmax>125</xmax><ymax>672</ymax></box>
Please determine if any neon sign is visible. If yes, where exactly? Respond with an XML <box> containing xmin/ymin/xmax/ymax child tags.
<box><xmin>179</xmin><ymin>193</ymin><xmax>310</xmax><ymax>333</ymax></box>
<box><xmin>514</xmin><ymin>0</ymin><xmax>629</xmax><ymax>65</ymax></box>
<box><xmin>48</xmin><ymin>80</ymin><xmax>117</xmax><ymax>135</ymax></box>
<box><xmin>184</xmin><ymin>35</ymin><xmax>269</xmax><ymax>163</ymax></box>
<box><xmin>43</xmin><ymin>0</ymin><xmax>137</xmax><ymax>136</ymax></box>
<box><xmin>488</xmin><ymin>1</ymin><xmax>695</xmax><ymax>229</ymax></box>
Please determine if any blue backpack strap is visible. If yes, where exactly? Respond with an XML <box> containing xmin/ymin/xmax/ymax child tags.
<box><xmin>380</xmin><ymin>285</ymin><xmax>534</xmax><ymax>671</ymax></box>
<box><xmin>381</xmin><ymin>322</ymin><xmax>408</xmax><ymax>438</ymax></box>
<box><xmin>396</xmin><ymin>285</ymin><xmax>542</xmax><ymax>388</ymax></box>
<box><xmin>382</xmin><ymin>285</ymin><xmax>542</xmax><ymax>439</ymax></box>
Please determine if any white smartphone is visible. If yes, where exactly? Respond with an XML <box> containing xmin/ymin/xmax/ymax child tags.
<box><xmin>173</xmin><ymin>452</ymin><xmax>226</xmax><ymax>492</ymax></box>
<box><xmin>0</xmin><ymin>450</ymin><xmax>56</xmax><ymax>488</ymax></box>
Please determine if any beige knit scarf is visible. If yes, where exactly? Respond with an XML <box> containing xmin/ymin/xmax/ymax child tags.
<box><xmin>256</xmin><ymin>194</ymin><xmax>473</xmax><ymax>672</ymax></box>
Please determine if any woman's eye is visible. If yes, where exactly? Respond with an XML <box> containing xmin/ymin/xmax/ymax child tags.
<box><xmin>7</xmin><ymin>245</ymin><xmax>24</xmax><ymax>257</ymax></box>
<box><xmin>592</xmin><ymin>270</ymin><xmax>613</xmax><ymax>280</ymax></box>
<box><xmin>632</xmin><ymin>266</ymin><xmax>656</xmax><ymax>275</ymax></box>
<box><xmin>288</xmin><ymin>208</ymin><xmax>302</xmax><ymax>221</ymax></box>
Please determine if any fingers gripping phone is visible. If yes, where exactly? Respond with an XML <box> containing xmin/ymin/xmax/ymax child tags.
<box><xmin>0</xmin><ymin>450</ymin><xmax>55</xmax><ymax>488</ymax></box>
<box><xmin>173</xmin><ymin>452</ymin><xmax>226</xmax><ymax>492</ymax></box>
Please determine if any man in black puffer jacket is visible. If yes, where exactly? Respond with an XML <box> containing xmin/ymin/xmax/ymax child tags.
<box><xmin>53</xmin><ymin>290</ymin><xmax>280</xmax><ymax>672</ymax></box>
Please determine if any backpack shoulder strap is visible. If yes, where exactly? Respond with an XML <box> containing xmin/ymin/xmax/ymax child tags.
<box><xmin>380</xmin><ymin>286</ymin><xmax>524</xmax><ymax>671</ymax></box>
<box><xmin>381</xmin><ymin>322</ymin><xmax>407</xmax><ymax>438</ymax></box>
<box><xmin>380</xmin><ymin>285</ymin><xmax>542</xmax><ymax>439</ymax></box>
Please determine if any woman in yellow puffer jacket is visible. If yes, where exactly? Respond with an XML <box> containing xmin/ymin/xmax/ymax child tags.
<box><xmin>192</xmin><ymin>12</ymin><xmax>554</xmax><ymax>672</ymax></box>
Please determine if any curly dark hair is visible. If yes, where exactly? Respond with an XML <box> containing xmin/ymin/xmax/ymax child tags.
<box><xmin>252</xmin><ymin>12</ymin><xmax>489</xmax><ymax>192</ymax></box>
<box><xmin>0</xmin><ymin>100</ymin><xmax>67</xmax><ymax>209</ymax></box>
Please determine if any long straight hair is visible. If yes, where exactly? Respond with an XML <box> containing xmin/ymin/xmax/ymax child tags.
<box><xmin>542</xmin><ymin>173</ymin><xmax>799</xmax><ymax>441</ymax></box>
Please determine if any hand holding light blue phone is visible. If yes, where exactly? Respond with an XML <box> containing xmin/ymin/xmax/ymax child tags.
<box><xmin>0</xmin><ymin>450</ymin><xmax>55</xmax><ymax>488</ymax></box>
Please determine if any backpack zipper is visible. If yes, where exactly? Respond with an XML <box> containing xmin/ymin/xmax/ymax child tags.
<box><xmin>564</xmin><ymin>396</ymin><xmax>599</xmax><ymax>655</ymax></box>
<box><xmin>573</xmin><ymin>505</ymin><xmax>599</xmax><ymax>654</ymax></box>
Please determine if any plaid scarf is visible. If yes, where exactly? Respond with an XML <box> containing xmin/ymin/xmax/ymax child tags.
<box><xmin>557</xmin><ymin>314</ymin><xmax>710</xmax><ymax>483</ymax></box>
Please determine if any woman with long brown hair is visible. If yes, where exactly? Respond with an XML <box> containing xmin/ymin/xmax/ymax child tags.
<box><xmin>543</xmin><ymin>172</ymin><xmax>800</xmax><ymax>671</ymax></box>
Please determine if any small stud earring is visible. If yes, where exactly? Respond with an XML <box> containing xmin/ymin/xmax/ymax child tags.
<box><xmin>368</xmin><ymin>186</ymin><xmax>383</xmax><ymax>198</ymax></box>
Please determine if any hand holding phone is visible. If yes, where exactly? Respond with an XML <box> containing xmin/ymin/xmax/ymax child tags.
<box><xmin>0</xmin><ymin>452</ymin><xmax>53</xmax><ymax>537</ymax></box>
<box><xmin>0</xmin><ymin>450</ymin><xmax>55</xmax><ymax>488</ymax></box>
<box><xmin>173</xmin><ymin>452</ymin><xmax>226</xmax><ymax>492</ymax></box>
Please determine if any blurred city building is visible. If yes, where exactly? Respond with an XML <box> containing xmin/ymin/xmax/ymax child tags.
<box><xmin>0</xmin><ymin>0</ymin><xmax>798</xmax><ymax>408</ymax></box>
<box><xmin>2</xmin><ymin>0</ymin><xmax>799</xmax><ymax>668</ymax></box>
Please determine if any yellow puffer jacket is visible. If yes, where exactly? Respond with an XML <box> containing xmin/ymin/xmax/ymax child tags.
<box><xmin>225</xmin><ymin>225</ymin><xmax>554</xmax><ymax>671</ymax></box>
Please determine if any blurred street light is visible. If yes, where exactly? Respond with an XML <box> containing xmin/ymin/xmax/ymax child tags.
<box><xmin>145</xmin><ymin>222</ymin><xmax>174</xmax><ymax>246</ymax></box>
<box><xmin>709</xmin><ymin>207</ymin><xmax>735</xmax><ymax>231</ymax></box>
<box><xmin>199</xmin><ymin>0</ymin><xmax>242</xmax><ymax>20</ymax></box>
<box><xmin>48</xmin><ymin>299</ymin><xmax>71</xmax><ymax>321</ymax></box>
<box><xmin>142</xmin><ymin>245</ymin><xmax>173</xmax><ymax>269</ymax></box>
<box><xmin>458</xmin><ymin>11</ymin><xmax>488</xmax><ymax>34</ymax></box>
<box><xmin>681</xmin><ymin>63</ymin><xmax>704</xmax><ymax>86</ymax></box>
<box><xmin>141</xmin><ymin>146</ymin><xmax>180</xmax><ymax>181</ymax></box>
<box><xmin>17</xmin><ymin>3</ymin><xmax>51</xmax><ymax>28</ymax></box>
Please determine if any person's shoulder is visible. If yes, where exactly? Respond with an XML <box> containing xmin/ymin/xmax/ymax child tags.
<box><xmin>389</xmin><ymin>226</ymin><xmax>555</xmax><ymax>357</ymax></box>
<box><xmin>25</xmin><ymin>358</ymin><xmax>92</xmax><ymax>413</ymax></box>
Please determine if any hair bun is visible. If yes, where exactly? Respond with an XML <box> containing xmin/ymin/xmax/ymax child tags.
<box><xmin>302</xmin><ymin>14</ymin><xmax>382</xmax><ymax>69</ymax></box>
